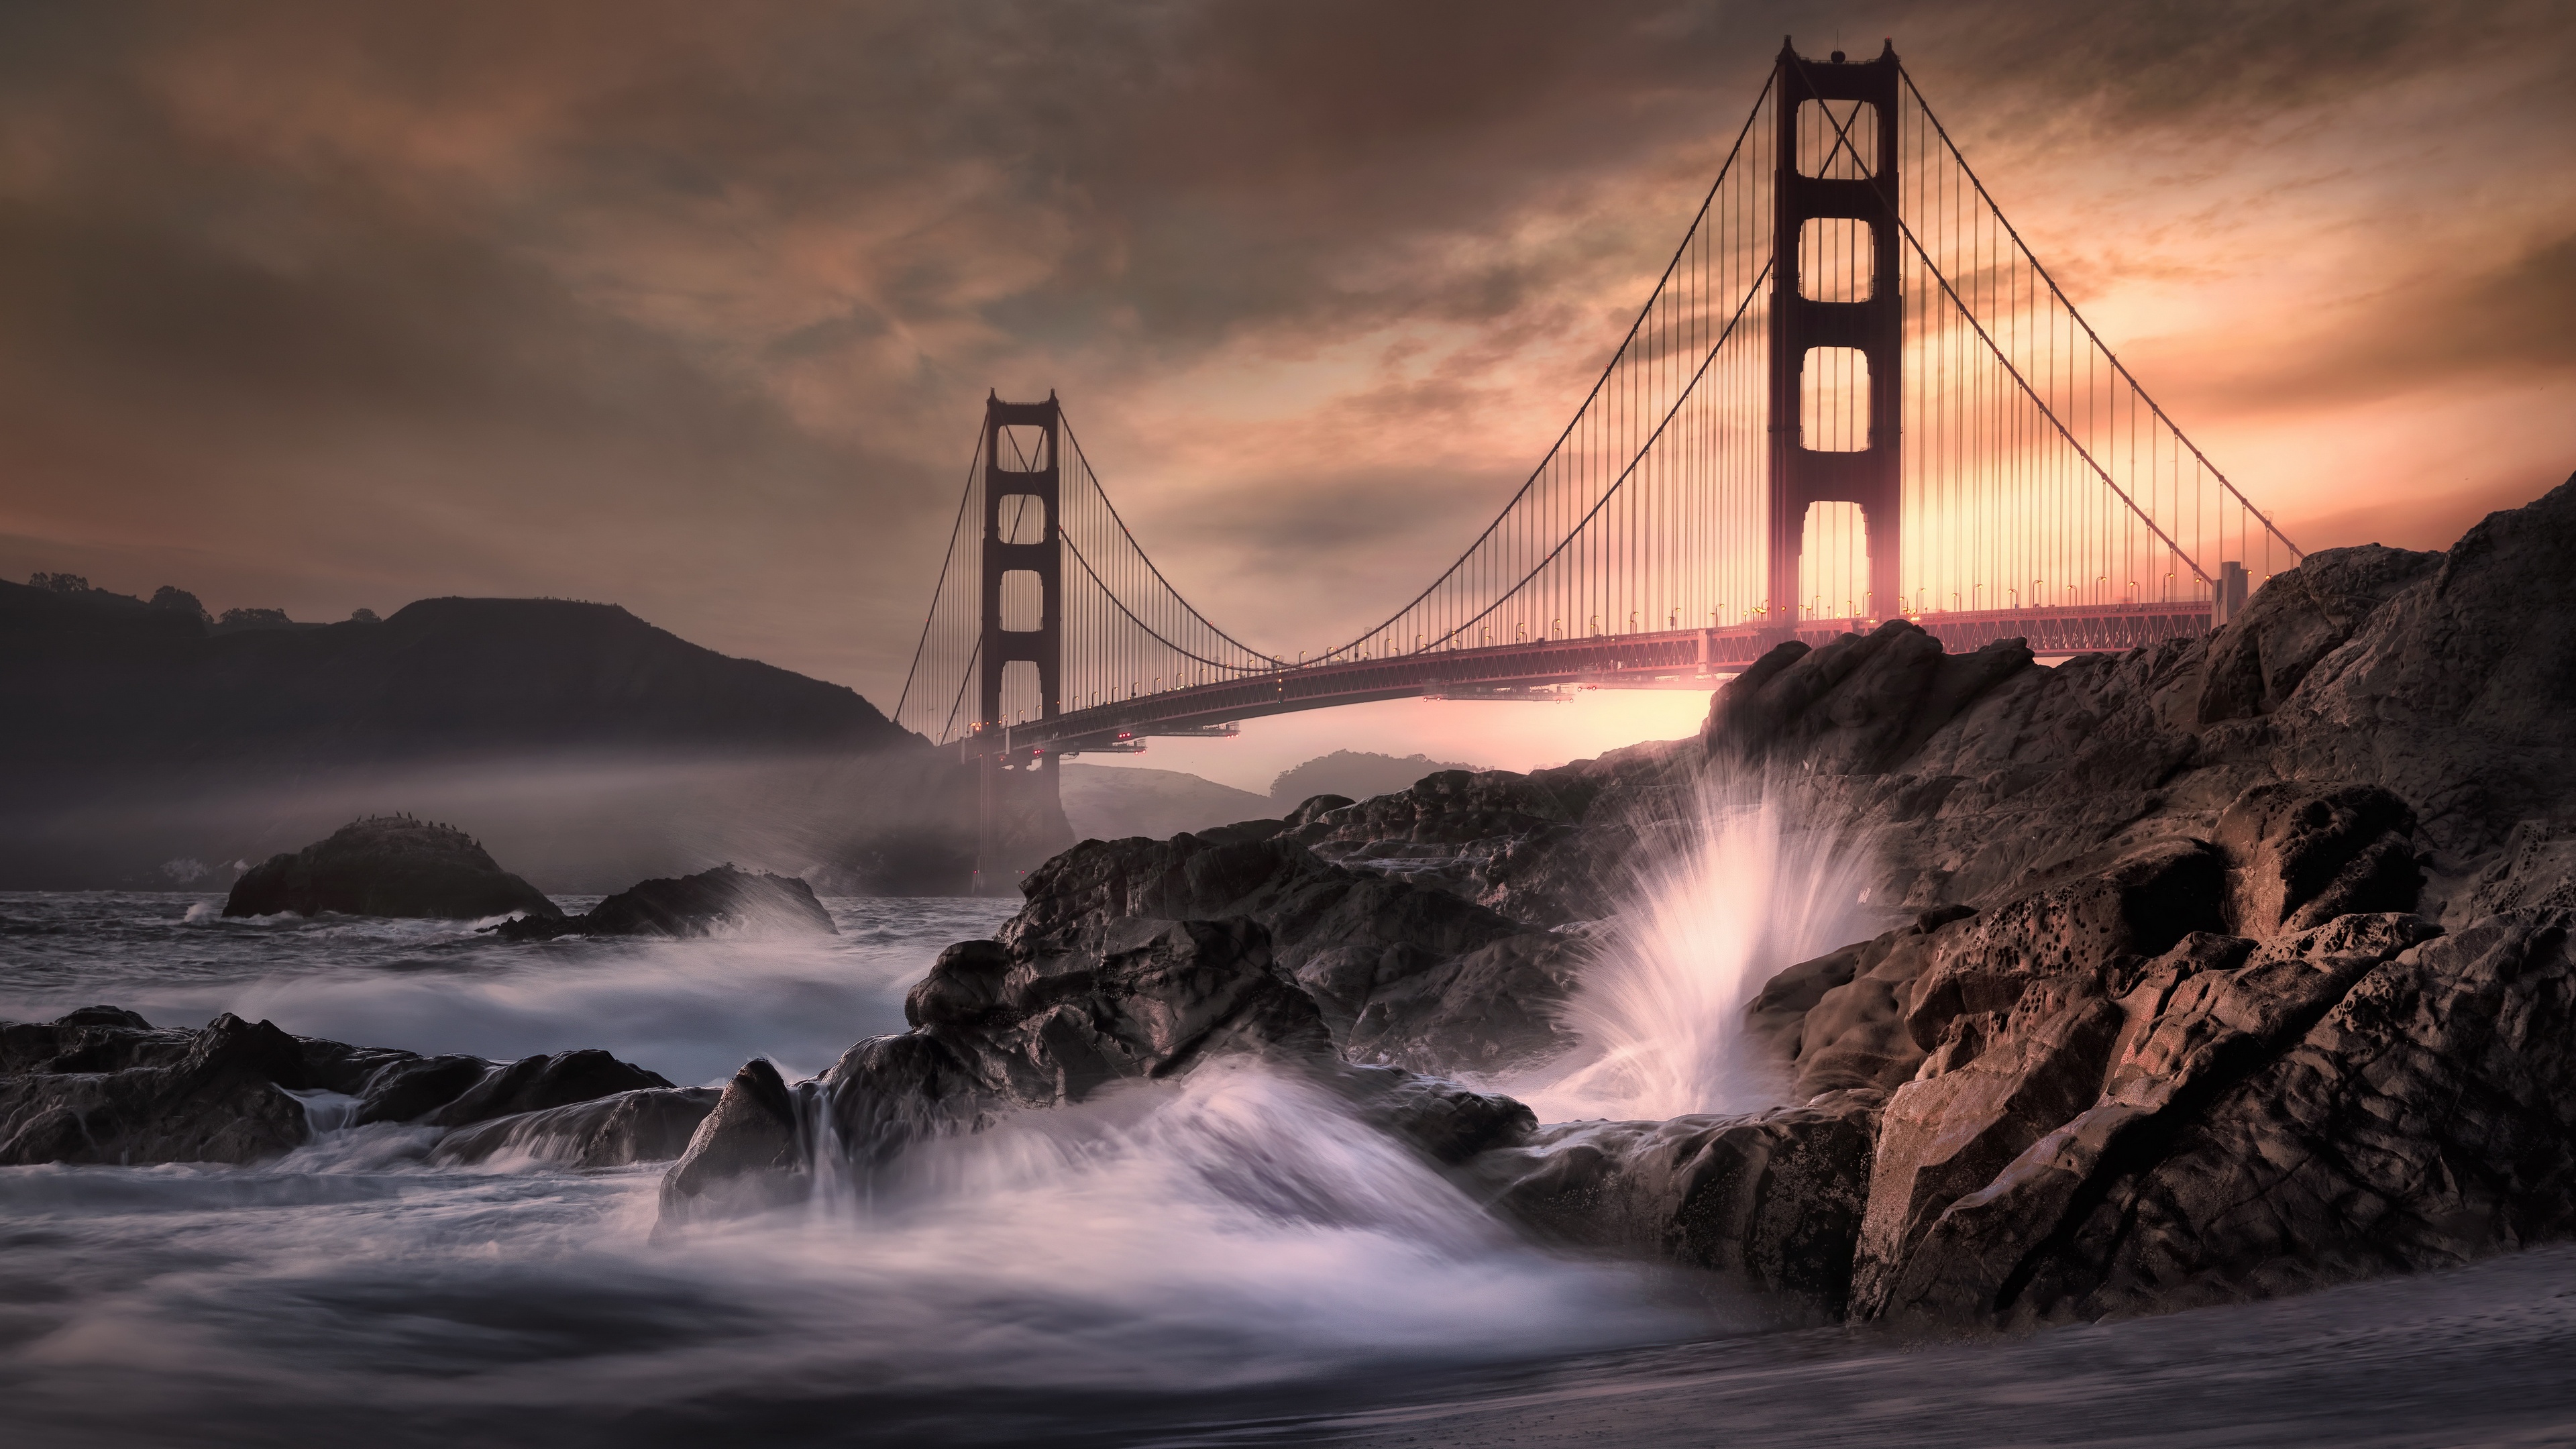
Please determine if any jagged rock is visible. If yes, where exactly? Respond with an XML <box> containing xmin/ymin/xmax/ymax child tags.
<box><xmin>1704</xmin><ymin>621</ymin><xmax>2037</xmax><ymax>775</ymax></box>
<box><xmin>1472</xmin><ymin>1089</ymin><xmax>1884</xmax><ymax>1313</ymax></box>
<box><xmin>996</xmin><ymin>830</ymin><xmax>1576</xmax><ymax>1073</ymax></box>
<box><xmin>1865</xmin><ymin>918</ymin><xmax>2419</xmax><ymax>1322</ymax></box>
<box><xmin>2214</xmin><ymin>782</ymin><xmax>2422</xmax><ymax>934</ymax></box>
<box><xmin>2463</xmin><ymin>820</ymin><xmax>2576</xmax><ymax>918</ymax></box>
<box><xmin>431</xmin><ymin>1087</ymin><xmax>717</xmax><ymax>1168</ymax></box>
<box><xmin>493</xmin><ymin>865</ymin><xmax>835</xmax><ymax>940</ymax></box>
<box><xmin>2192</xmin><ymin>543</ymin><xmax>2442</xmax><ymax>724</ymax></box>
<box><xmin>1745</xmin><ymin>906</ymin><xmax>1974</xmax><ymax>1097</ymax></box>
<box><xmin>416</xmin><ymin>1049</ymin><xmax>674</xmax><ymax>1128</ymax></box>
<box><xmin>2018</xmin><ymin>911</ymin><xmax>2575</xmax><ymax>1319</ymax></box>
<box><xmin>0</xmin><ymin>1010</ymin><xmax>312</xmax><ymax>1165</ymax></box>
<box><xmin>224</xmin><ymin>815</ymin><xmax>561</xmax><ymax>921</ymax></box>
<box><xmin>659</xmin><ymin>904</ymin><xmax>1550</xmax><ymax>1228</ymax></box>
<box><xmin>0</xmin><ymin>1008</ymin><xmax>677</xmax><ymax>1167</ymax></box>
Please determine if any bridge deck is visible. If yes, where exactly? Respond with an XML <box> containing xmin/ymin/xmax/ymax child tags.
<box><xmin>970</xmin><ymin>601</ymin><xmax>2213</xmax><ymax>759</ymax></box>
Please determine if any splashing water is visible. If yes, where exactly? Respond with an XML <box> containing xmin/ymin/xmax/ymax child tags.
<box><xmin>1516</xmin><ymin>774</ymin><xmax>1881</xmax><ymax>1124</ymax></box>
<box><xmin>0</xmin><ymin>895</ymin><xmax>1720</xmax><ymax>1444</ymax></box>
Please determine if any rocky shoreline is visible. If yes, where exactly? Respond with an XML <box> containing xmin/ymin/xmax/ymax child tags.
<box><xmin>7</xmin><ymin>476</ymin><xmax>2572</xmax><ymax>1337</ymax></box>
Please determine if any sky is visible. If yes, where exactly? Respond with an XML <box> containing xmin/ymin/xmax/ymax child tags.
<box><xmin>3</xmin><ymin>1</ymin><xmax>2571</xmax><ymax>785</ymax></box>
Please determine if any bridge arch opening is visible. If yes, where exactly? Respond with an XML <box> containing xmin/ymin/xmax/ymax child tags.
<box><xmin>1799</xmin><ymin>346</ymin><xmax>1872</xmax><ymax>453</ymax></box>
<box><xmin>1795</xmin><ymin>99</ymin><xmax>1878</xmax><ymax>178</ymax></box>
<box><xmin>994</xmin><ymin>425</ymin><xmax>1050</xmax><ymax>471</ymax></box>
<box><xmin>1797</xmin><ymin>501</ymin><xmax>1872</xmax><ymax>621</ymax></box>
<box><xmin>995</xmin><ymin>494</ymin><xmax>1046</xmax><ymax>544</ymax></box>
<box><xmin>999</xmin><ymin>570</ymin><xmax>1044</xmax><ymax>632</ymax></box>
<box><xmin>998</xmin><ymin>659</ymin><xmax>1043</xmax><ymax>727</ymax></box>
<box><xmin>1798</xmin><ymin>218</ymin><xmax>1875</xmax><ymax>303</ymax></box>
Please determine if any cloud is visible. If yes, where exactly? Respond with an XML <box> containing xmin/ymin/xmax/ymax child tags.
<box><xmin>0</xmin><ymin>0</ymin><xmax>2569</xmax><ymax>703</ymax></box>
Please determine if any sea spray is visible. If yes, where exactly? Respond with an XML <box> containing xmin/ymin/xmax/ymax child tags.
<box><xmin>1515</xmin><ymin>771</ymin><xmax>1881</xmax><ymax>1123</ymax></box>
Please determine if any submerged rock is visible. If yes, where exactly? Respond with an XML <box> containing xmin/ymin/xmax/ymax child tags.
<box><xmin>431</xmin><ymin>1087</ymin><xmax>717</xmax><ymax>1169</ymax></box>
<box><xmin>494</xmin><ymin>865</ymin><xmax>835</xmax><ymax>940</ymax></box>
<box><xmin>223</xmin><ymin>815</ymin><xmax>561</xmax><ymax>921</ymax></box>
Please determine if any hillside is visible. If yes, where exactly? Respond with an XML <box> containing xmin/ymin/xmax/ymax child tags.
<box><xmin>1059</xmin><ymin>765</ymin><xmax>1273</xmax><ymax>843</ymax></box>
<box><xmin>0</xmin><ymin>582</ymin><xmax>1063</xmax><ymax>892</ymax></box>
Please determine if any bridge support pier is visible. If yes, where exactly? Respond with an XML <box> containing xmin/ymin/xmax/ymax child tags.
<box><xmin>1768</xmin><ymin>40</ymin><xmax>1902</xmax><ymax>628</ymax></box>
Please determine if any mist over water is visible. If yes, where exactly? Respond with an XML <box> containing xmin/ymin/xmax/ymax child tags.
<box><xmin>1516</xmin><ymin>775</ymin><xmax>1881</xmax><ymax>1124</ymax></box>
<box><xmin>0</xmin><ymin>892</ymin><xmax>1010</xmax><ymax>1084</ymax></box>
<box><xmin>0</xmin><ymin>892</ymin><xmax>1714</xmax><ymax>1446</ymax></box>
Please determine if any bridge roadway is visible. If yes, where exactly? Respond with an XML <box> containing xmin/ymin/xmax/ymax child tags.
<box><xmin>972</xmin><ymin>600</ymin><xmax>2216</xmax><ymax>761</ymax></box>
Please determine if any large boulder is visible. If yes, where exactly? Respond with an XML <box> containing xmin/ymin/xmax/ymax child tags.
<box><xmin>223</xmin><ymin>814</ymin><xmax>561</xmax><ymax>920</ymax></box>
<box><xmin>494</xmin><ymin>864</ymin><xmax>836</xmax><ymax>940</ymax></box>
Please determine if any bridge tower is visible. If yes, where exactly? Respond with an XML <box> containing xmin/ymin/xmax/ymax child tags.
<box><xmin>1768</xmin><ymin>40</ymin><xmax>1902</xmax><ymax>626</ymax></box>
<box><xmin>973</xmin><ymin>391</ymin><xmax>1063</xmax><ymax>892</ymax></box>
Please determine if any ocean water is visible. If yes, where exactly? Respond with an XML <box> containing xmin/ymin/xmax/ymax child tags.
<box><xmin>0</xmin><ymin>892</ymin><xmax>1714</xmax><ymax>1446</ymax></box>
<box><xmin>7</xmin><ymin>891</ymin><xmax>2576</xmax><ymax>1446</ymax></box>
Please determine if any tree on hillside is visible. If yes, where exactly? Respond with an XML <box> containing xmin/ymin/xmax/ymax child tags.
<box><xmin>29</xmin><ymin>572</ymin><xmax>90</xmax><ymax>593</ymax></box>
<box><xmin>1268</xmin><ymin>750</ymin><xmax>1479</xmax><ymax>806</ymax></box>
<box><xmin>150</xmin><ymin>587</ymin><xmax>213</xmax><ymax>625</ymax></box>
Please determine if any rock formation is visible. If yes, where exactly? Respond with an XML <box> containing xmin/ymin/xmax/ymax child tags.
<box><xmin>657</xmin><ymin>903</ymin><xmax>1533</xmax><ymax>1226</ymax></box>
<box><xmin>492</xmin><ymin>864</ymin><xmax>837</xmax><ymax>939</ymax></box>
<box><xmin>0</xmin><ymin>1007</ymin><xmax>700</xmax><ymax>1168</ymax></box>
<box><xmin>224</xmin><ymin>815</ymin><xmax>562</xmax><ymax>921</ymax></box>
<box><xmin>32</xmin><ymin>476</ymin><xmax>2576</xmax><ymax>1341</ymax></box>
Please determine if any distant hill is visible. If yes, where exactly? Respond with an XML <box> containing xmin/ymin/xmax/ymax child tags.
<box><xmin>0</xmin><ymin>580</ymin><xmax>1065</xmax><ymax>892</ymax></box>
<box><xmin>1268</xmin><ymin>750</ymin><xmax>1477</xmax><ymax>806</ymax></box>
<box><xmin>1060</xmin><ymin>765</ymin><xmax>1273</xmax><ymax>843</ymax></box>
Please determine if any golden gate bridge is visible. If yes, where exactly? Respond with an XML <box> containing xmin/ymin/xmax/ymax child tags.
<box><xmin>894</xmin><ymin>40</ymin><xmax>2302</xmax><ymax>885</ymax></box>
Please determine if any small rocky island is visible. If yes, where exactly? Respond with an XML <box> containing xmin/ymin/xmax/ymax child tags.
<box><xmin>11</xmin><ymin>475</ymin><xmax>2575</xmax><ymax>1338</ymax></box>
<box><xmin>224</xmin><ymin>814</ymin><xmax>561</xmax><ymax>921</ymax></box>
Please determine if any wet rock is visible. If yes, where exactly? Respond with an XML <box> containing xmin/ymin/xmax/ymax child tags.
<box><xmin>1338</xmin><ymin>1065</ymin><xmax>1536</xmax><ymax>1165</ymax></box>
<box><xmin>430</xmin><ymin>1087</ymin><xmax>718</xmax><ymax>1169</ymax></box>
<box><xmin>494</xmin><ymin>861</ymin><xmax>835</xmax><ymax>943</ymax></box>
<box><xmin>350</xmin><ymin>1054</ymin><xmax>491</xmax><ymax>1126</ymax></box>
<box><xmin>0</xmin><ymin>1008</ymin><xmax>676</xmax><ymax>1165</ymax></box>
<box><xmin>0</xmin><ymin>1011</ymin><xmax>313</xmax><ymax>1165</ymax></box>
<box><xmin>495</xmin><ymin>864</ymin><xmax>836</xmax><ymax>940</ymax></box>
<box><xmin>1474</xmin><ymin>1089</ymin><xmax>1884</xmax><ymax>1313</ymax></box>
<box><xmin>659</xmin><ymin>1059</ymin><xmax>806</xmax><ymax>1225</ymax></box>
<box><xmin>223</xmin><ymin>815</ymin><xmax>561</xmax><ymax>921</ymax></box>
<box><xmin>1000</xmin><ymin>830</ymin><xmax>1573</xmax><ymax>1074</ymax></box>
<box><xmin>661</xmin><ymin>906</ymin><xmax>1546</xmax><ymax>1228</ymax></box>
<box><xmin>419</xmin><ymin>1049</ymin><xmax>675</xmax><ymax>1128</ymax></box>
<box><xmin>1746</xmin><ymin>906</ymin><xmax>1975</xmax><ymax>1097</ymax></box>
